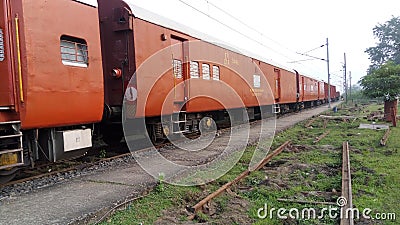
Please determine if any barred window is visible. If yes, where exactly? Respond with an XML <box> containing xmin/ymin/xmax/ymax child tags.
<box><xmin>190</xmin><ymin>61</ymin><xmax>199</xmax><ymax>78</ymax></box>
<box><xmin>254</xmin><ymin>75</ymin><xmax>261</xmax><ymax>88</ymax></box>
<box><xmin>202</xmin><ymin>64</ymin><xmax>210</xmax><ymax>80</ymax></box>
<box><xmin>173</xmin><ymin>59</ymin><xmax>182</xmax><ymax>79</ymax></box>
<box><xmin>0</xmin><ymin>29</ymin><xmax>4</xmax><ymax>61</ymax></box>
<box><xmin>212</xmin><ymin>65</ymin><xmax>220</xmax><ymax>80</ymax></box>
<box><xmin>60</xmin><ymin>35</ymin><xmax>88</xmax><ymax>67</ymax></box>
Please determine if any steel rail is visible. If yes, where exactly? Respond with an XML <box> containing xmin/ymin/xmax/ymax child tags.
<box><xmin>188</xmin><ymin>141</ymin><xmax>291</xmax><ymax>219</ymax></box>
<box><xmin>340</xmin><ymin>142</ymin><xmax>354</xmax><ymax>225</ymax></box>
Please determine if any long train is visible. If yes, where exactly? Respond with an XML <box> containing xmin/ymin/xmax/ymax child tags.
<box><xmin>0</xmin><ymin>0</ymin><xmax>339</xmax><ymax>181</ymax></box>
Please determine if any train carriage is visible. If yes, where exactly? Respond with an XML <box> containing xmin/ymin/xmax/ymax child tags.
<box><xmin>0</xmin><ymin>0</ymin><xmax>103</xmax><ymax>181</ymax></box>
<box><xmin>0</xmin><ymin>0</ymin><xmax>339</xmax><ymax>181</ymax></box>
<box><xmin>300</xmin><ymin>75</ymin><xmax>319</xmax><ymax>107</ymax></box>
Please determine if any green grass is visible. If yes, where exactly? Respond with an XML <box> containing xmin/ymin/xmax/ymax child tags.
<box><xmin>247</xmin><ymin>103</ymin><xmax>399</xmax><ymax>224</ymax></box>
<box><xmin>102</xmin><ymin>185</ymin><xmax>202</xmax><ymax>224</ymax></box>
<box><xmin>102</xmin><ymin>103</ymin><xmax>399</xmax><ymax>225</ymax></box>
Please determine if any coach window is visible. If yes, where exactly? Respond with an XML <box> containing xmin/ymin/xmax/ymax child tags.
<box><xmin>60</xmin><ymin>35</ymin><xmax>88</xmax><ymax>67</ymax></box>
<box><xmin>190</xmin><ymin>61</ymin><xmax>199</xmax><ymax>78</ymax></box>
<box><xmin>304</xmin><ymin>84</ymin><xmax>307</xmax><ymax>91</ymax></box>
<box><xmin>212</xmin><ymin>65</ymin><xmax>220</xmax><ymax>80</ymax></box>
<box><xmin>202</xmin><ymin>64</ymin><xmax>210</xmax><ymax>80</ymax></box>
<box><xmin>0</xmin><ymin>29</ymin><xmax>4</xmax><ymax>61</ymax></box>
<box><xmin>254</xmin><ymin>75</ymin><xmax>261</xmax><ymax>88</ymax></box>
<box><xmin>173</xmin><ymin>59</ymin><xmax>183</xmax><ymax>79</ymax></box>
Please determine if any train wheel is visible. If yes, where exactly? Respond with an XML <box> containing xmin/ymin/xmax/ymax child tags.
<box><xmin>103</xmin><ymin>134</ymin><xmax>123</xmax><ymax>146</ymax></box>
<box><xmin>199</xmin><ymin>117</ymin><xmax>216</xmax><ymax>132</ymax></box>
<box><xmin>0</xmin><ymin>168</ymin><xmax>19</xmax><ymax>184</ymax></box>
<box><xmin>147</xmin><ymin>124</ymin><xmax>167</xmax><ymax>145</ymax></box>
<box><xmin>101</xmin><ymin>123</ymin><xmax>124</xmax><ymax>147</ymax></box>
<box><xmin>148</xmin><ymin>124</ymin><xmax>158</xmax><ymax>144</ymax></box>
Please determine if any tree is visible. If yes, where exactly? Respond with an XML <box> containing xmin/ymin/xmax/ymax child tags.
<box><xmin>363</xmin><ymin>16</ymin><xmax>400</xmax><ymax>124</ymax></box>
<box><xmin>360</xmin><ymin>61</ymin><xmax>400</xmax><ymax>122</ymax></box>
<box><xmin>348</xmin><ymin>84</ymin><xmax>370</xmax><ymax>102</ymax></box>
<box><xmin>365</xmin><ymin>16</ymin><xmax>400</xmax><ymax>73</ymax></box>
<box><xmin>360</xmin><ymin>61</ymin><xmax>400</xmax><ymax>100</ymax></box>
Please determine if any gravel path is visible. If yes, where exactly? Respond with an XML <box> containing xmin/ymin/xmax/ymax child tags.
<box><xmin>0</xmin><ymin>103</ymin><xmax>340</xmax><ymax>225</ymax></box>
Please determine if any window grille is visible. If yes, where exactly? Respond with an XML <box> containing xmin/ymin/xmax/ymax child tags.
<box><xmin>202</xmin><ymin>64</ymin><xmax>210</xmax><ymax>80</ymax></box>
<box><xmin>0</xmin><ymin>29</ymin><xmax>4</xmax><ymax>61</ymax></box>
<box><xmin>254</xmin><ymin>75</ymin><xmax>261</xmax><ymax>88</ymax></box>
<box><xmin>190</xmin><ymin>61</ymin><xmax>199</xmax><ymax>78</ymax></box>
<box><xmin>212</xmin><ymin>65</ymin><xmax>220</xmax><ymax>80</ymax></box>
<box><xmin>60</xmin><ymin>35</ymin><xmax>88</xmax><ymax>67</ymax></box>
<box><xmin>173</xmin><ymin>59</ymin><xmax>182</xmax><ymax>79</ymax></box>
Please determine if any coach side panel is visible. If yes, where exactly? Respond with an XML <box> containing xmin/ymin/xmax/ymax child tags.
<box><xmin>18</xmin><ymin>0</ymin><xmax>104</xmax><ymax>129</ymax></box>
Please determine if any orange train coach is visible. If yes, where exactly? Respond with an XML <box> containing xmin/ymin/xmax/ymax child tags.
<box><xmin>0</xmin><ymin>0</ymin><xmax>338</xmax><ymax>182</ymax></box>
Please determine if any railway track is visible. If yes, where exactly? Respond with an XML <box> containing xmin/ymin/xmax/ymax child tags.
<box><xmin>0</xmin><ymin>103</ymin><xmax>331</xmax><ymax>188</ymax></box>
<box><xmin>0</xmin><ymin>102</ymin><xmax>342</xmax><ymax>224</ymax></box>
<box><xmin>0</xmin><ymin>152</ymin><xmax>132</xmax><ymax>189</ymax></box>
<box><xmin>340</xmin><ymin>141</ymin><xmax>354</xmax><ymax>225</ymax></box>
<box><xmin>0</xmin><ymin>127</ymin><xmax>226</xmax><ymax>188</ymax></box>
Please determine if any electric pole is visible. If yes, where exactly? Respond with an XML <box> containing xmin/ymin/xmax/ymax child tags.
<box><xmin>327</xmin><ymin>38</ymin><xmax>331</xmax><ymax>108</ymax></box>
<box><xmin>343</xmin><ymin>53</ymin><xmax>347</xmax><ymax>104</ymax></box>
<box><xmin>349</xmin><ymin>71</ymin><xmax>352</xmax><ymax>102</ymax></box>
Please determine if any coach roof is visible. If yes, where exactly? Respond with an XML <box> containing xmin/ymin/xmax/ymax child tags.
<box><xmin>74</xmin><ymin>0</ymin><xmax>97</xmax><ymax>7</ymax></box>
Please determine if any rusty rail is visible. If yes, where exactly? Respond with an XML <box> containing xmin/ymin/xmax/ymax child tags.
<box><xmin>380</xmin><ymin>128</ymin><xmax>390</xmax><ymax>146</ymax></box>
<box><xmin>253</xmin><ymin>141</ymin><xmax>291</xmax><ymax>171</ymax></box>
<box><xmin>340</xmin><ymin>142</ymin><xmax>354</xmax><ymax>225</ymax></box>
<box><xmin>0</xmin><ymin>152</ymin><xmax>135</xmax><ymax>188</ymax></box>
<box><xmin>189</xmin><ymin>141</ymin><xmax>291</xmax><ymax>219</ymax></box>
<box><xmin>313</xmin><ymin>130</ymin><xmax>331</xmax><ymax>144</ymax></box>
<box><xmin>305</xmin><ymin>117</ymin><xmax>317</xmax><ymax>128</ymax></box>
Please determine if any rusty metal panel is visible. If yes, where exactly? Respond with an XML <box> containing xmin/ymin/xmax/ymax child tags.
<box><xmin>98</xmin><ymin>0</ymin><xmax>136</xmax><ymax>109</ymax></box>
<box><xmin>0</xmin><ymin>0</ymin><xmax>15</xmax><ymax>108</ymax></box>
<box><xmin>318</xmin><ymin>81</ymin><xmax>325</xmax><ymax>100</ymax></box>
<box><xmin>113</xmin><ymin>7</ymin><xmax>133</xmax><ymax>31</ymax></box>
<box><xmin>302</xmin><ymin>76</ymin><xmax>319</xmax><ymax>102</ymax></box>
<box><xmin>276</xmin><ymin>69</ymin><xmax>297</xmax><ymax>104</ymax></box>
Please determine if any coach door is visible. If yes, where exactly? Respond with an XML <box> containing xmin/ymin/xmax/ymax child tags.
<box><xmin>171</xmin><ymin>37</ymin><xmax>187</xmax><ymax>109</ymax></box>
<box><xmin>300</xmin><ymin>76</ymin><xmax>305</xmax><ymax>101</ymax></box>
<box><xmin>0</xmin><ymin>0</ymin><xmax>16</xmax><ymax>109</ymax></box>
<box><xmin>273</xmin><ymin>68</ymin><xmax>281</xmax><ymax>100</ymax></box>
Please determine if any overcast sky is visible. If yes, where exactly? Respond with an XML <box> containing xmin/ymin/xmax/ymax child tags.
<box><xmin>91</xmin><ymin>0</ymin><xmax>399</xmax><ymax>91</ymax></box>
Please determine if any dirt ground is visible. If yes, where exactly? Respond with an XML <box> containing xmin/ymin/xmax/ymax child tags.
<box><xmin>152</xmin><ymin>145</ymin><xmax>342</xmax><ymax>225</ymax></box>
